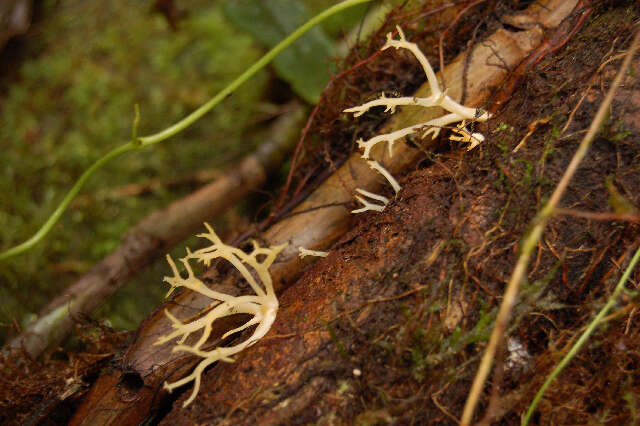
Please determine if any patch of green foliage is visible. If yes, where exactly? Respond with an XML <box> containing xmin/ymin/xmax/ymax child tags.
<box><xmin>0</xmin><ymin>0</ymin><xmax>269</xmax><ymax>338</ymax></box>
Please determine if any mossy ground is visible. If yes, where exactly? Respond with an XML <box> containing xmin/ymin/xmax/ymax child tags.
<box><xmin>0</xmin><ymin>0</ymin><xmax>270</xmax><ymax>336</ymax></box>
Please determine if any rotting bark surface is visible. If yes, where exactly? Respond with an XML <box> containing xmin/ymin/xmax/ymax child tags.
<box><xmin>163</xmin><ymin>4</ymin><xmax>640</xmax><ymax>424</ymax></box>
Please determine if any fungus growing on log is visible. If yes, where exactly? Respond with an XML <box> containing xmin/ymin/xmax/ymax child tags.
<box><xmin>344</xmin><ymin>26</ymin><xmax>491</xmax><ymax>213</ymax></box>
<box><xmin>155</xmin><ymin>223</ymin><xmax>286</xmax><ymax>407</ymax></box>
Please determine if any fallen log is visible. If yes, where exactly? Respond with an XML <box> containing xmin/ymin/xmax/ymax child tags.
<box><xmin>70</xmin><ymin>0</ymin><xmax>580</xmax><ymax>423</ymax></box>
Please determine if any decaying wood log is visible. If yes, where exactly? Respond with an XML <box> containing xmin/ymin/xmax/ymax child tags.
<box><xmin>160</xmin><ymin>156</ymin><xmax>469</xmax><ymax>424</ymax></box>
<box><xmin>5</xmin><ymin>103</ymin><xmax>307</xmax><ymax>359</ymax></box>
<box><xmin>70</xmin><ymin>1</ymin><xmax>581</xmax><ymax>423</ymax></box>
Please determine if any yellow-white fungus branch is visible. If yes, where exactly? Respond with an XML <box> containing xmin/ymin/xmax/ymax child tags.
<box><xmin>298</xmin><ymin>246</ymin><xmax>330</xmax><ymax>258</ymax></box>
<box><xmin>449</xmin><ymin>120</ymin><xmax>485</xmax><ymax>150</ymax></box>
<box><xmin>155</xmin><ymin>223</ymin><xmax>286</xmax><ymax>407</ymax></box>
<box><xmin>351</xmin><ymin>188</ymin><xmax>390</xmax><ymax>214</ymax></box>
<box><xmin>344</xmin><ymin>26</ymin><xmax>491</xmax><ymax>158</ymax></box>
<box><xmin>367</xmin><ymin>160</ymin><xmax>401</xmax><ymax>194</ymax></box>
<box><xmin>344</xmin><ymin>26</ymin><xmax>492</xmax><ymax>215</ymax></box>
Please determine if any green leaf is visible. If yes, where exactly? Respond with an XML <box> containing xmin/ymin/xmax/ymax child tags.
<box><xmin>223</xmin><ymin>0</ymin><xmax>334</xmax><ymax>104</ymax></box>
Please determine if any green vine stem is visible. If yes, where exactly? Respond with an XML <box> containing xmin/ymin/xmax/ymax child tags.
<box><xmin>0</xmin><ymin>0</ymin><xmax>374</xmax><ymax>261</ymax></box>
<box><xmin>523</xmin><ymin>244</ymin><xmax>640</xmax><ymax>425</ymax></box>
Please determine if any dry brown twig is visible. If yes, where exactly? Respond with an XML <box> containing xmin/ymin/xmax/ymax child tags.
<box><xmin>554</xmin><ymin>207</ymin><xmax>640</xmax><ymax>223</ymax></box>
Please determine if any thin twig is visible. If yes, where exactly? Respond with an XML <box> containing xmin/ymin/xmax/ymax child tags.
<box><xmin>554</xmin><ymin>208</ymin><xmax>640</xmax><ymax>223</ymax></box>
<box><xmin>460</xmin><ymin>26</ymin><xmax>640</xmax><ymax>426</ymax></box>
<box><xmin>513</xmin><ymin>116</ymin><xmax>550</xmax><ymax>153</ymax></box>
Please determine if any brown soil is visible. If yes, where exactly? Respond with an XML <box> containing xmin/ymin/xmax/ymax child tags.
<box><xmin>2</xmin><ymin>1</ymin><xmax>640</xmax><ymax>425</ymax></box>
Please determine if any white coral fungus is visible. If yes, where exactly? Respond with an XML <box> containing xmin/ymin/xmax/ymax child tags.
<box><xmin>155</xmin><ymin>223</ymin><xmax>286</xmax><ymax>407</ymax></box>
<box><xmin>344</xmin><ymin>26</ymin><xmax>491</xmax><ymax>157</ymax></box>
<box><xmin>367</xmin><ymin>160</ymin><xmax>401</xmax><ymax>193</ymax></box>
<box><xmin>298</xmin><ymin>246</ymin><xmax>330</xmax><ymax>258</ymax></box>
<box><xmin>351</xmin><ymin>188</ymin><xmax>390</xmax><ymax>214</ymax></box>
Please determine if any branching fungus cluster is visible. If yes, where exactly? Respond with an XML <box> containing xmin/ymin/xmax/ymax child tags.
<box><xmin>155</xmin><ymin>223</ymin><xmax>286</xmax><ymax>407</ymax></box>
<box><xmin>344</xmin><ymin>26</ymin><xmax>491</xmax><ymax>212</ymax></box>
<box><xmin>155</xmin><ymin>25</ymin><xmax>492</xmax><ymax>410</ymax></box>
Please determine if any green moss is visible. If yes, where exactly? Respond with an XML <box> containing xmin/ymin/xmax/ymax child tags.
<box><xmin>514</xmin><ymin>158</ymin><xmax>533</xmax><ymax>188</ymax></box>
<box><xmin>0</xmin><ymin>0</ymin><xmax>268</xmax><ymax>339</ymax></box>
